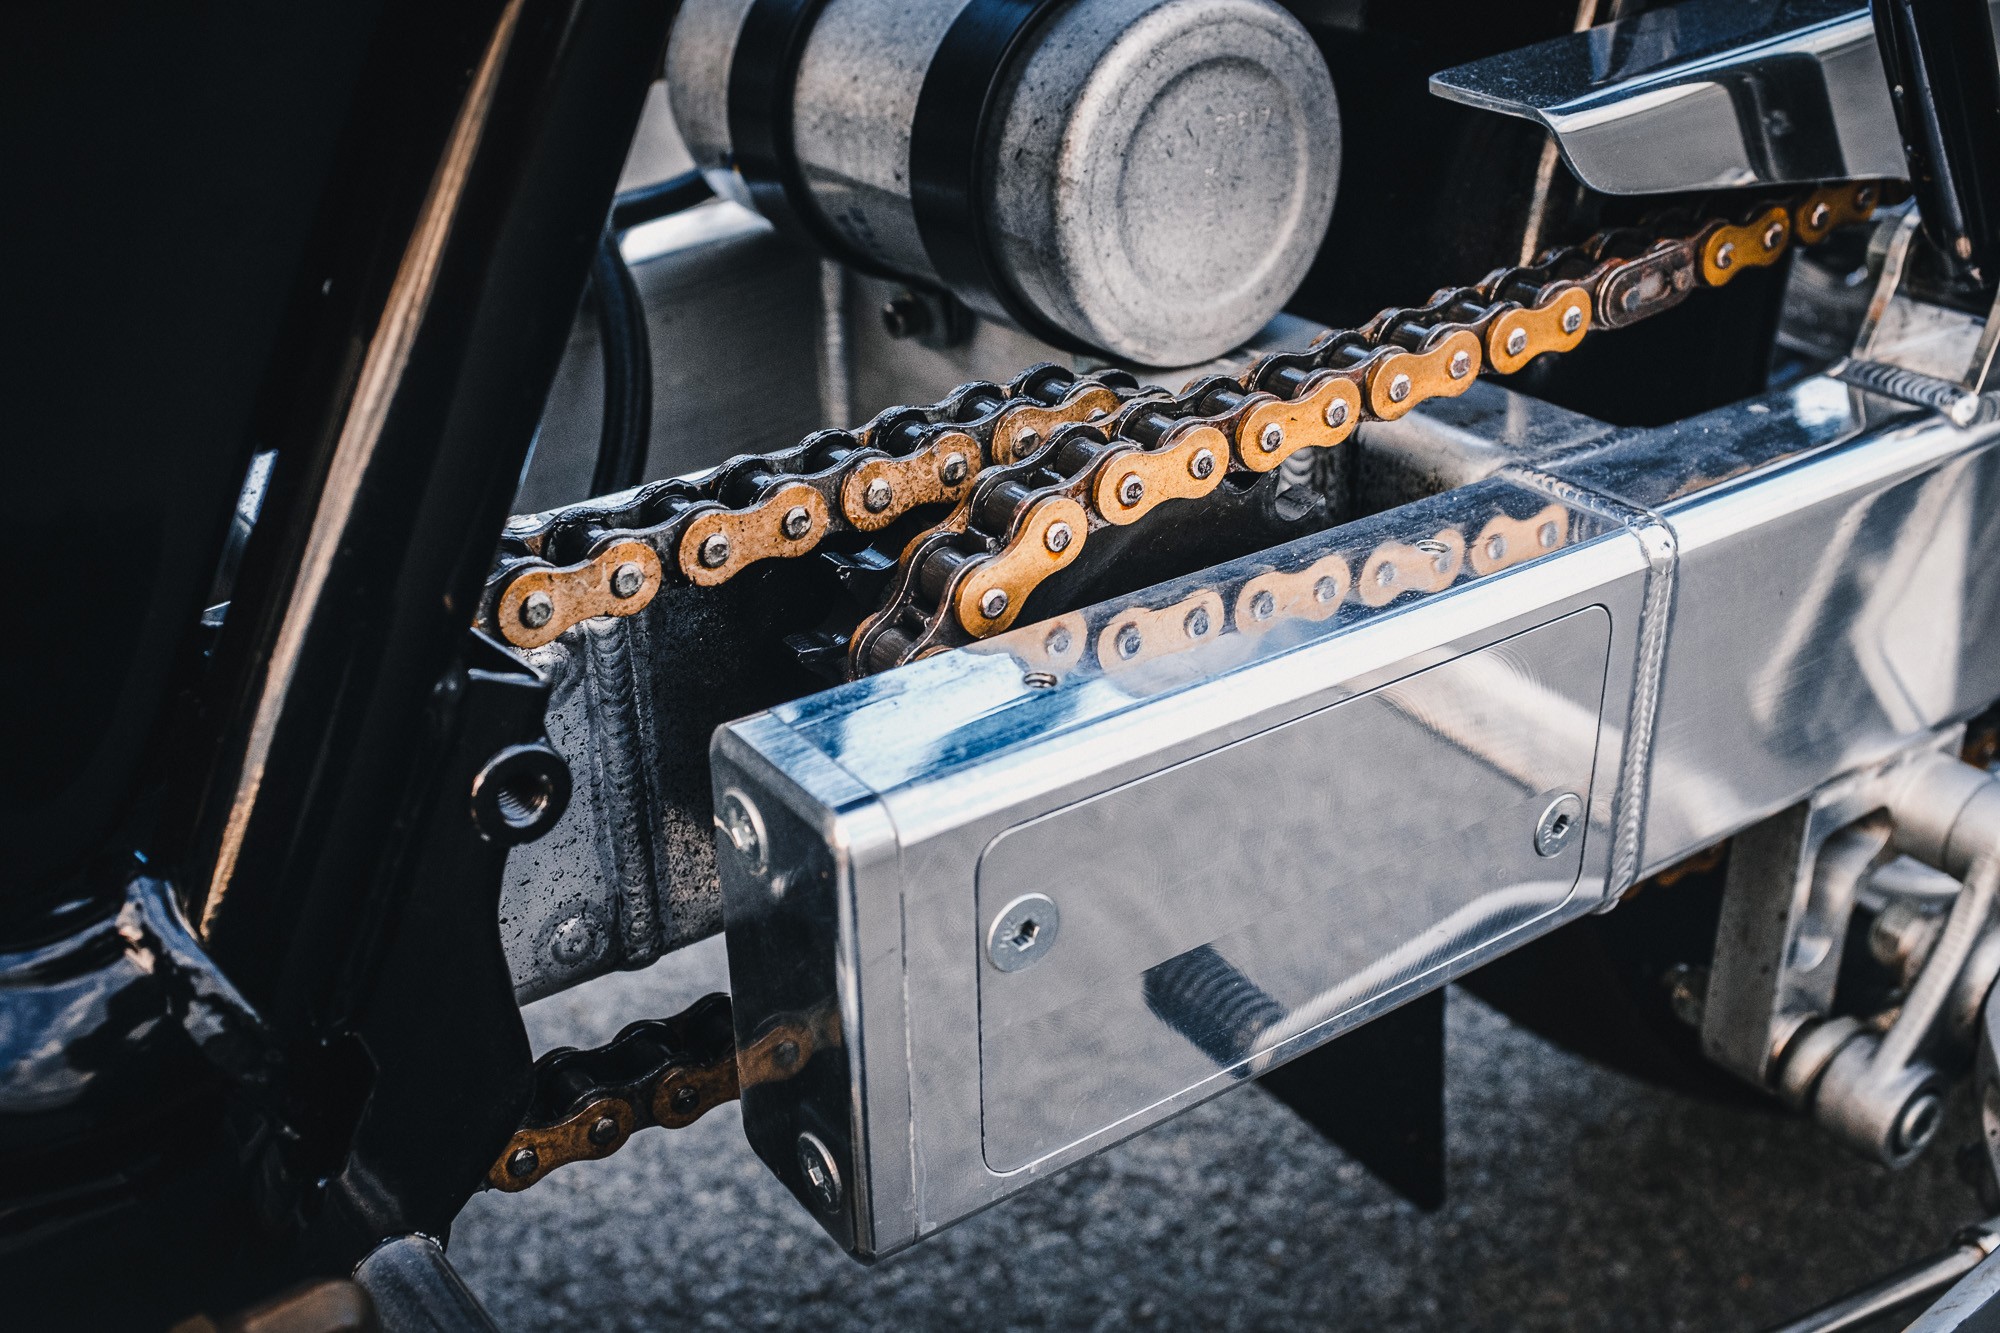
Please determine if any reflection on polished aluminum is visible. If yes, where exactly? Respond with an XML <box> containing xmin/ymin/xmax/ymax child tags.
<box><xmin>715</xmin><ymin>323</ymin><xmax>2000</xmax><ymax>1253</ymax></box>
<box><xmin>1429</xmin><ymin>0</ymin><xmax>1904</xmax><ymax>195</ymax></box>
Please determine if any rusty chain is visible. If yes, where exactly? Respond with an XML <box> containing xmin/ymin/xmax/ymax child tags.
<box><xmin>486</xmin><ymin>993</ymin><xmax>840</xmax><ymax>1191</ymax></box>
<box><xmin>480</xmin><ymin>183</ymin><xmax>1880</xmax><ymax>672</ymax></box>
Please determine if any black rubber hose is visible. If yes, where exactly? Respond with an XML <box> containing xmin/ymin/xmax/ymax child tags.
<box><xmin>608</xmin><ymin>168</ymin><xmax>711</xmax><ymax>232</ymax></box>
<box><xmin>588</xmin><ymin>227</ymin><xmax>652</xmax><ymax>496</ymax></box>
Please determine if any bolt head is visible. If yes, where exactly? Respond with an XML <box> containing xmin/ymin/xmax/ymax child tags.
<box><xmin>519</xmin><ymin>590</ymin><xmax>555</xmax><ymax>630</ymax></box>
<box><xmin>780</xmin><ymin>505</ymin><xmax>812</xmax><ymax>540</ymax></box>
<box><xmin>1808</xmin><ymin>201</ymin><xmax>1831</xmax><ymax>230</ymax></box>
<box><xmin>506</xmin><ymin>1146</ymin><xmax>539</xmax><ymax>1179</ymax></box>
<box><xmin>1505</xmin><ymin>328</ymin><xmax>1529</xmax><ymax>358</ymax></box>
<box><xmin>548</xmin><ymin>914</ymin><xmax>603</xmax><ymax>968</ymax></box>
<box><xmin>1116</xmin><ymin>625</ymin><xmax>1144</xmax><ymax>659</ymax></box>
<box><xmin>796</xmin><ymin>1133</ymin><xmax>843</xmax><ymax>1211</ymax></box>
<box><xmin>1448</xmin><ymin>349</ymin><xmax>1472</xmax><ymax>379</ymax></box>
<box><xmin>1856</xmin><ymin>185</ymin><xmax>1878</xmax><ymax>210</ymax></box>
<box><xmin>1375</xmin><ymin>562</ymin><xmax>1398</xmax><ymax>588</ymax></box>
<box><xmin>862</xmin><ymin>477</ymin><xmax>894</xmax><ymax>513</ymax></box>
<box><xmin>1762</xmin><ymin>220</ymin><xmax>1785</xmax><ymax>250</ymax></box>
<box><xmin>880</xmin><ymin>293</ymin><xmax>927</xmax><ymax>340</ymax></box>
<box><xmin>610</xmin><ymin>561</ymin><xmax>645</xmax><ymax>599</ymax></box>
<box><xmin>1250</xmin><ymin>590</ymin><xmax>1276</xmax><ymax>621</ymax></box>
<box><xmin>979</xmin><ymin>587</ymin><xmax>1010</xmax><ymax>619</ymax></box>
<box><xmin>1714</xmin><ymin>241</ymin><xmax>1736</xmax><ymax>270</ymax></box>
<box><xmin>718</xmin><ymin>789</ymin><xmax>766</xmax><ymax>874</ymax></box>
<box><xmin>698</xmin><ymin>532</ymin><xmax>731</xmax><ymax>568</ymax></box>
<box><xmin>1183</xmin><ymin>606</ymin><xmax>1210</xmax><ymax>638</ymax></box>
<box><xmin>670</xmin><ymin>1084</ymin><xmax>700</xmax><ymax>1115</ymax></box>
<box><xmin>1485</xmin><ymin>533</ymin><xmax>1507</xmax><ymax>562</ymax></box>
<box><xmin>1043</xmin><ymin>521</ymin><xmax>1073</xmax><ymax>554</ymax></box>
<box><xmin>1189</xmin><ymin>448</ymin><xmax>1216</xmax><ymax>480</ymax></box>
<box><xmin>987</xmin><ymin>892</ymin><xmax>1061</xmax><ymax>972</ymax></box>
<box><xmin>1562</xmin><ymin>304</ymin><xmax>1584</xmax><ymax>334</ymax></box>
<box><xmin>1388</xmin><ymin>373</ymin><xmax>1413</xmax><ymax>403</ymax></box>
<box><xmin>1534</xmin><ymin>792</ymin><xmax>1584</xmax><ymax>857</ymax></box>
<box><xmin>1044</xmin><ymin>625</ymin><xmax>1072</xmax><ymax>656</ymax></box>
<box><xmin>588</xmin><ymin>1116</ymin><xmax>620</xmax><ymax>1147</ymax></box>
<box><xmin>1894</xmin><ymin>1089</ymin><xmax>1944</xmax><ymax>1155</ymax></box>
<box><xmin>1538</xmin><ymin>521</ymin><xmax>1559</xmax><ymax>548</ymax></box>
<box><xmin>940</xmin><ymin>452</ymin><xmax>969</xmax><ymax>485</ymax></box>
<box><xmin>1259</xmin><ymin>422</ymin><xmax>1285</xmax><ymax>453</ymax></box>
<box><xmin>1324</xmin><ymin>398</ymin><xmax>1350</xmax><ymax>430</ymax></box>
<box><xmin>1312</xmin><ymin>575</ymin><xmax>1340</xmax><ymax>604</ymax></box>
<box><xmin>1117</xmin><ymin>474</ymin><xmax>1145</xmax><ymax>507</ymax></box>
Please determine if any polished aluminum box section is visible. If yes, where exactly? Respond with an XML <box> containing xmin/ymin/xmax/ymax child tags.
<box><xmin>713</xmin><ymin>364</ymin><xmax>2000</xmax><ymax>1258</ymax></box>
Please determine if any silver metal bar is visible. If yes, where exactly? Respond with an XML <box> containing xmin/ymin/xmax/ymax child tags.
<box><xmin>1430</xmin><ymin>0</ymin><xmax>1906</xmax><ymax>195</ymax></box>
<box><xmin>713</xmin><ymin>343</ymin><xmax>2000</xmax><ymax>1255</ymax></box>
<box><xmin>1768</xmin><ymin>1239</ymin><xmax>1995</xmax><ymax>1333</ymax></box>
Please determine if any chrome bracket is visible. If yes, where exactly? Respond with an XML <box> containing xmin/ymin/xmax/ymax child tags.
<box><xmin>1833</xmin><ymin>211</ymin><xmax>2000</xmax><ymax>425</ymax></box>
<box><xmin>1702</xmin><ymin>740</ymin><xmax>2000</xmax><ymax>1166</ymax></box>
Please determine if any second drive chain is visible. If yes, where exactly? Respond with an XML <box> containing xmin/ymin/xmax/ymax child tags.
<box><xmin>482</xmin><ymin>183</ymin><xmax>1881</xmax><ymax>674</ymax></box>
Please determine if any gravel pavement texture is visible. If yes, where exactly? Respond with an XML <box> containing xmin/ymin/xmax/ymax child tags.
<box><xmin>450</xmin><ymin>935</ymin><xmax>1984</xmax><ymax>1331</ymax></box>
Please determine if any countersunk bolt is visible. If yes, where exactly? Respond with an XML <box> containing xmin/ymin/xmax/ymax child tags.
<box><xmin>1388</xmin><ymin>373</ymin><xmax>1413</xmax><ymax>403</ymax></box>
<box><xmin>781</xmin><ymin>505</ymin><xmax>812</xmax><ymax>540</ymax></box>
<box><xmin>979</xmin><ymin>587</ymin><xmax>1010</xmax><ymax>619</ymax></box>
<box><xmin>718</xmin><ymin>789</ymin><xmax>766</xmax><ymax>875</ymax></box>
<box><xmin>1534</xmin><ymin>792</ymin><xmax>1584</xmax><ymax>857</ymax></box>
<box><xmin>1117</xmin><ymin>474</ymin><xmax>1146</xmax><ymax>507</ymax></box>
<box><xmin>1183</xmin><ymin>606</ymin><xmax>1210</xmax><ymax>638</ymax></box>
<box><xmin>1808</xmin><ymin>201</ymin><xmax>1832</xmax><ymax>231</ymax></box>
<box><xmin>1449</xmin><ymin>350</ymin><xmax>1472</xmax><ymax>379</ymax></box>
<box><xmin>519</xmin><ymin>590</ymin><xmax>555</xmax><ymax>630</ymax></box>
<box><xmin>1116</xmin><ymin>624</ymin><xmax>1143</xmax><ymax>659</ymax></box>
<box><xmin>1562</xmin><ymin>304</ymin><xmax>1584</xmax><ymax>334</ymax></box>
<box><xmin>940</xmin><ymin>452</ymin><xmax>969</xmax><ymax>485</ymax></box>
<box><xmin>796</xmin><ymin>1132</ymin><xmax>843</xmax><ymax>1211</ymax></box>
<box><xmin>506</xmin><ymin>1147</ymin><xmax>539</xmax><ymax>1179</ymax></box>
<box><xmin>699</xmin><ymin>532</ymin><xmax>731</xmax><ymax>568</ymax></box>
<box><xmin>1324</xmin><ymin>398</ymin><xmax>1350</xmax><ymax>429</ymax></box>
<box><xmin>1189</xmin><ymin>447</ymin><xmax>1217</xmax><ymax>480</ymax></box>
<box><xmin>1259</xmin><ymin>422</ymin><xmax>1285</xmax><ymax>453</ymax></box>
<box><xmin>1044</xmin><ymin>521</ymin><xmax>1073</xmax><ymax>554</ymax></box>
<box><xmin>1714</xmin><ymin>241</ymin><xmax>1736</xmax><ymax>271</ymax></box>
<box><xmin>1505</xmin><ymin>328</ymin><xmax>1529</xmax><ymax>358</ymax></box>
<box><xmin>588</xmin><ymin>1116</ymin><xmax>620</xmax><ymax>1147</ymax></box>
<box><xmin>986</xmin><ymin>892</ymin><xmax>1061</xmax><ymax>973</ymax></box>
<box><xmin>610</xmin><ymin>561</ymin><xmax>645</xmax><ymax>599</ymax></box>
<box><xmin>863</xmin><ymin>477</ymin><xmax>894</xmax><ymax>513</ymax></box>
<box><xmin>1762</xmin><ymin>220</ymin><xmax>1785</xmax><ymax>250</ymax></box>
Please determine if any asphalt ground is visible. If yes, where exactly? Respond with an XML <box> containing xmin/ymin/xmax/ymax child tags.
<box><xmin>450</xmin><ymin>935</ymin><xmax>1984</xmax><ymax>1331</ymax></box>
